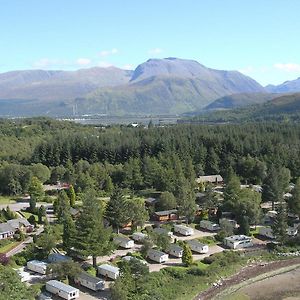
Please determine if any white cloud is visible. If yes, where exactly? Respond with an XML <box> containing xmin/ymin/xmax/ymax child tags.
<box><xmin>99</xmin><ymin>48</ymin><xmax>119</xmax><ymax>57</ymax></box>
<box><xmin>148</xmin><ymin>48</ymin><xmax>163</xmax><ymax>55</ymax></box>
<box><xmin>98</xmin><ymin>61</ymin><xmax>114</xmax><ymax>68</ymax></box>
<box><xmin>274</xmin><ymin>63</ymin><xmax>300</xmax><ymax>72</ymax></box>
<box><xmin>76</xmin><ymin>58</ymin><xmax>91</xmax><ymax>66</ymax></box>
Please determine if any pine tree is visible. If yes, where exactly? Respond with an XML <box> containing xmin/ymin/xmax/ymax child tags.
<box><xmin>223</xmin><ymin>173</ymin><xmax>241</xmax><ymax>210</ymax></box>
<box><xmin>239</xmin><ymin>216</ymin><xmax>250</xmax><ymax>236</ymax></box>
<box><xmin>271</xmin><ymin>202</ymin><xmax>288</xmax><ymax>244</ymax></box>
<box><xmin>289</xmin><ymin>177</ymin><xmax>300</xmax><ymax>216</ymax></box>
<box><xmin>73</xmin><ymin>189</ymin><xmax>113</xmax><ymax>268</ymax></box>
<box><xmin>54</xmin><ymin>190</ymin><xmax>70</xmax><ymax>223</ymax></box>
<box><xmin>105</xmin><ymin>188</ymin><xmax>131</xmax><ymax>233</ymax></box>
<box><xmin>68</xmin><ymin>185</ymin><xmax>76</xmax><ymax>207</ymax></box>
<box><xmin>62</xmin><ymin>214</ymin><xmax>76</xmax><ymax>254</ymax></box>
<box><xmin>182</xmin><ymin>243</ymin><xmax>193</xmax><ymax>266</ymax></box>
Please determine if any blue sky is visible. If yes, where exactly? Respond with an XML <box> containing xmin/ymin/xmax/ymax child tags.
<box><xmin>1</xmin><ymin>0</ymin><xmax>300</xmax><ymax>85</ymax></box>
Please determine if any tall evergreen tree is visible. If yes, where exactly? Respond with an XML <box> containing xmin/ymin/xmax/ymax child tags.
<box><xmin>271</xmin><ymin>202</ymin><xmax>288</xmax><ymax>243</ymax></box>
<box><xmin>73</xmin><ymin>190</ymin><xmax>113</xmax><ymax>268</ymax></box>
<box><xmin>106</xmin><ymin>188</ymin><xmax>131</xmax><ymax>233</ymax></box>
<box><xmin>62</xmin><ymin>214</ymin><xmax>76</xmax><ymax>254</ymax></box>
<box><xmin>68</xmin><ymin>185</ymin><xmax>76</xmax><ymax>207</ymax></box>
<box><xmin>54</xmin><ymin>190</ymin><xmax>70</xmax><ymax>223</ymax></box>
<box><xmin>289</xmin><ymin>177</ymin><xmax>300</xmax><ymax>216</ymax></box>
<box><xmin>182</xmin><ymin>243</ymin><xmax>193</xmax><ymax>267</ymax></box>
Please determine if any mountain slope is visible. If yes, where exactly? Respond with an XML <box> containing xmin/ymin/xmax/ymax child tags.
<box><xmin>266</xmin><ymin>77</ymin><xmax>300</xmax><ymax>93</ymax></box>
<box><xmin>205</xmin><ymin>93</ymin><xmax>279</xmax><ymax>110</ymax></box>
<box><xmin>187</xmin><ymin>93</ymin><xmax>300</xmax><ymax>123</ymax></box>
<box><xmin>0</xmin><ymin>58</ymin><xmax>265</xmax><ymax>116</ymax></box>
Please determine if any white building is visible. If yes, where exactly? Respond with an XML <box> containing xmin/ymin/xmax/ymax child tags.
<box><xmin>132</xmin><ymin>232</ymin><xmax>148</xmax><ymax>242</ymax></box>
<box><xmin>147</xmin><ymin>249</ymin><xmax>169</xmax><ymax>263</ymax></box>
<box><xmin>0</xmin><ymin>223</ymin><xmax>15</xmax><ymax>240</ymax></box>
<box><xmin>113</xmin><ymin>236</ymin><xmax>135</xmax><ymax>249</ymax></box>
<box><xmin>187</xmin><ymin>240</ymin><xmax>209</xmax><ymax>253</ymax></box>
<box><xmin>200</xmin><ymin>220</ymin><xmax>220</xmax><ymax>231</ymax></box>
<box><xmin>98</xmin><ymin>264</ymin><xmax>120</xmax><ymax>280</ymax></box>
<box><xmin>174</xmin><ymin>224</ymin><xmax>194</xmax><ymax>236</ymax></box>
<box><xmin>27</xmin><ymin>260</ymin><xmax>48</xmax><ymax>275</ymax></box>
<box><xmin>196</xmin><ymin>175</ymin><xmax>223</xmax><ymax>184</ymax></box>
<box><xmin>166</xmin><ymin>244</ymin><xmax>183</xmax><ymax>258</ymax></box>
<box><xmin>153</xmin><ymin>227</ymin><xmax>173</xmax><ymax>237</ymax></box>
<box><xmin>75</xmin><ymin>272</ymin><xmax>105</xmax><ymax>291</ymax></box>
<box><xmin>46</xmin><ymin>280</ymin><xmax>79</xmax><ymax>300</ymax></box>
<box><xmin>48</xmin><ymin>253</ymin><xmax>71</xmax><ymax>263</ymax></box>
<box><xmin>224</xmin><ymin>235</ymin><xmax>253</xmax><ymax>249</ymax></box>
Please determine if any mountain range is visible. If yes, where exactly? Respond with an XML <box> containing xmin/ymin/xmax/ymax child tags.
<box><xmin>0</xmin><ymin>57</ymin><xmax>300</xmax><ymax>117</ymax></box>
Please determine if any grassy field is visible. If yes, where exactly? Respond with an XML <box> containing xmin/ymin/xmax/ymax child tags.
<box><xmin>0</xmin><ymin>240</ymin><xmax>20</xmax><ymax>254</ymax></box>
<box><xmin>0</xmin><ymin>196</ymin><xmax>17</xmax><ymax>205</ymax></box>
<box><xmin>20</xmin><ymin>211</ymin><xmax>38</xmax><ymax>221</ymax></box>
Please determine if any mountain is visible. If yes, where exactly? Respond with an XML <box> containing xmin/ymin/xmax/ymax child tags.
<box><xmin>204</xmin><ymin>93</ymin><xmax>279</xmax><ymax>110</ymax></box>
<box><xmin>0</xmin><ymin>58</ymin><xmax>265</xmax><ymax>116</ymax></box>
<box><xmin>266</xmin><ymin>77</ymin><xmax>300</xmax><ymax>93</ymax></box>
<box><xmin>187</xmin><ymin>93</ymin><xmax>300</xmax><ymax>123</ymax></box>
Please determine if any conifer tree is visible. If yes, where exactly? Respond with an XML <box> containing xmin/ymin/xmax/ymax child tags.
<box><xmin>182</xmin><ymin>243</ymin><xmax>193</xmax><ymax>266</ymax></box>
<box><xmin>68</xmin><ymin>185</ymin><xmax>76</xmax><ymax>207</ymax></box>
<box><xmin>271</xmin><ymin>202</ymin><xmax>288</xmax><ymax>244</ymax></box>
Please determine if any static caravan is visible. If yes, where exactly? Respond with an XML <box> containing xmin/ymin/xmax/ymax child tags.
<box><xmin>259</xmin><ymin>227</ymin><xmax>275</xmax><ymax>239</ymax></box>
<box><xmin>48</xmin><ymin>253</ymin><xmax>71</xmax><ymax>263</ymax></box>
<box><xmin>46</xmin><ymin>280</ymin><xmax>79</xmax><ymax>300</ymax></box>
<box><xmin>219</xmin><ymin>218</ymin><xmax>238</xmax><ymax>229</ymax></box>
<box><xmin>153</xmin><ymin>227</ymin><xmax>173</xmax><ymax>237</ymax></box>
<box><xmin>27</xmin><ymin>260</ymin><xmax>48</xmax><ymax>275</ymax></box>
<box><xmin>147</xmin><ymin>249</ymin><xmax>169</xmax><ymax>263</ymax></box>
<box><xmin>224</xmin><ymin>235</ymin><xmax>253</xmax><ymax>249</ymax></box>
<box><xmin>98</xmin><ymin>264</ymin><xmax>120</xmax><ymax>280</ymax></box>
<box><xmin>132</xmin><ymin>232</ymin><xmax>148</xmax><ymax>242</ymax></box>
<box><xmin>154</xmin><ymin>209</ymin><xmax>178</xmax><ymax>222</ymax></box>
<box><xmin>174</xmin><ymin>224</ymin><xmax>194</xmax><ymax>236</ymax></box>
<box><xmin>113</xmin><ymin>236</ymin><xmax>135</xmax><ymax>249</ymax></box>
<box><xmin>122</xmin><ymin>256</ymin><xmax>148</xmax><ymax>265</ymax></box>
<box><xmin>75</xmin><ymin>272</ymin><xmax>105</xmax><ymax>291</ymax></box>
<box><xmin>167</xmin><ymin>244</ymin><xmax>183</xmax><ymax>258</ymax></box>
<box><xmin>187</xmin><ymin>240</ymin><xmax>209</xmax><ymax>254</ymax></box>
<box><xmin>199</xmin><ymin>220</ymin><xmax>220</xmax><ymax>231</ymax></box>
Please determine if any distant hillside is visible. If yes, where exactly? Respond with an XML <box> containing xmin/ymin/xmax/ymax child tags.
<box><xmin>266</xmin><ymin>77</ymin><xmax>300</xmax><ymax>93</ymax></box>
<box><xmin>204</xmin><ymin>93</ymin><xmax>278</xmax><ymax>110</ymax></box>
<box><xmin>0</xmin><ymin>58</ymin><xmax>265</xmax><ymax>116</ymax></box>
<box><xmin>186</xmin><ymin>93</ymin><xmax>300</xmax><ymax>123</ymax></box>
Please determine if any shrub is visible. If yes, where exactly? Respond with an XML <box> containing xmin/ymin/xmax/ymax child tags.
<box><xmin>187</xmin><ymin>267</ymin><xmax>206</xmax><ymax>276</ymax></box>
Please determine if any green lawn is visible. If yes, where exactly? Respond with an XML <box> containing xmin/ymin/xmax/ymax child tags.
<box><xmin>20</xmin><ymin>211</ymin><xmax>38</xmax><ymax>221</ymax></box>
<box><xmin>0</xmin><ymin>240</ymin><xmax>20</xmax><ymax>254</ymax></box>
<box><xmin>198</xmin><ymin>236</ymin><xmax>217</xmax><ymax>245</ymax></box>
<box><xmin>0</xmin><ymin>196</ymin><xmax>17</xmax><ymax>205</ymax></box>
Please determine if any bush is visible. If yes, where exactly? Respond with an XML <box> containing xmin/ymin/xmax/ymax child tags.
<box><xmin>187</xmin><ymin>267</ymin><xmax>206</xmax><ymax>276</ymax></box>
<box><xmin>163</xmin><ymin>267</ymin><xmax>185</xmax><ymax>279</ymax></box>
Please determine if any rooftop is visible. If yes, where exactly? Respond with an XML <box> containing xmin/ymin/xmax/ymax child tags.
<box><xmin>225</xmin><ymin>235</ymin><xmax>252</xmax><ymax>242</ymax></box>
<box><xmin>77</xmin><ymin>272</ymin><xmax>104</xmax><ymax>284</ymax></box>
<box><xmin>154</xmin><ymin>209</ymin><xmax>178</xmax><ymax>216</ymax></box>
<box><xmin>98</xmin><ymin>264</ymin><xmax>119</xmax><ymax>273</ymax></box>
<box><xmin>46</xmin><ymin>280</ymin><xmax>78</xmax><ymax>293</ymax></box>
<box><xmin>148</xmin><ymin>249</ymin><xmax>167</xmax><ymax>256</ymax></box>
<box><xmin>187</xmin><ymin>239</ymin><xmax>207</xmax><ymax>247</ymax></box>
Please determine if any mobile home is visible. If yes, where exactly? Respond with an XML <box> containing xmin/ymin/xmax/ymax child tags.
<box><xmin>132</xmin><ymin>232</ymin><xmax>148</xmax><ymax>242</ymax></box>
<box><xmin>166</xmin><ymin>244</ymin><xmax>183</xmax><ymax>258</ymax></box>
<box><xmin>46</xmin><ymin>280</ymin><xmax>79</xmax><ymax>300</ymax></box>
<box><xmin>219</xmin><ymin>218</ymin><xmax>238</xmax><ymax>229</ymax></box>
<box><xmin>75</xmin><ymin>272</ymin><xmax>105</xmax><ymax>291</ymax></box>
<box><xmin>113</xmin><ymin>236</ymin><xmax>135</xmax><ymax>249</ymax></box>
<box><xmin>224</xmin><ymin>235</ymin><xmax>253</xmax><ymax>249</ymax></box>
<box><xmin>259</xmin><ymin>227</ymin><xmax>275</xmax><ymax>239</ymax></box>
<box><xmin>27</xmin><ymin>260</ymin><xmax>48</xmax><ymax>275</ymax></box>
<box><xmin>48</xmin><ymin>253</ymin><xmax>71</xmax><ymax>263</ymax></box>
<box><xmin>153</xmin><ymin>227</ymin><xmax>173</xmax><ymax>237</ymax></box>
<box><xmin>154</xmin><ymin>209</ymin><xmax>178</xmax><ymax>222</ymax></box>
<box><xmin>174</xmin><ymin>224</ymin><xmax>194</xmax><ymax>236</ymax></box>
<box><xmin>187</xmin><ymin>240</ymin><xmax>209</xmax><ymax>253</ymax></box>
<box><xmin>199</xmin><ymin>220</ymin><xmax>220</xmax><ymax>231</ymax></box>
<box><xmin>98</xmin><ymin>264</ymin><xmax>120</xmax><ymax>280</ymax></box>
<box><xmin>147</xmin><ymin>249</ymin><xmax>169</xmax><ymax>263</ymax></box>
<box><xmin>122</xmin><ymin>255</ymin><xmax>148</xmax><ymax>265</ymax></box>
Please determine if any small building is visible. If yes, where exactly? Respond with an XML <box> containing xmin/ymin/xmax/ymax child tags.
<box><xmin>0</xmin><ymin>223</ymin><xmax>15</xmax><ymax>240</ymax></box>
<box><xmin>200</xmin><ymin>220</ymin><xmax>220</xmax><ymax>231</ymax></box>
<box><xmin>75</xmin><ymin>272</ymin><xmax>105</xmax><ymax>291</ymax></box>
<box><xmin>166</xmin><ymin>244</ymin><xmax>183</xmax><ymax>258</ymax></box>
<box><xmin>259</xmin><ymin>227</ymin><xmax>275</xmax><ymax>239</ymax></box>
<box><xmin>224</xmin><ymin>235</ymin><xmax>253</xmax><ymax>249</ymax></box>
<box><xmin>147</xmin><ymin>249</ymin><xmax>169</xmax><ymax>263</ymax></box>
<box><xmin>113</xmin><ymin>236</ymin><xmax>135</xmax><ymax>249</ymax></box>
<box><xmin>27</xmin><ymin>260</ymin><xmax>48</xmax><ymax>275</ymax></box>
<box><xmin>154</xmin><ymin>209</ymin><xmax>178</xmax><ymax>222</ymax></box>
<box><xmin>7</xmin><ymin>218</ymin><xmax>33</xmax><ymax>233</ymax></box>
<box><xmin>132</xmin><ymin>232</ymin><xmax>148</xmax><ymax>242</ymax></box>
<box><xmin>46</xmin><ymin>280</ymin><xmax>79</xmax><ymax>300</ymax></box>
<box><xmin>153</xmin><ymin>227</ymin><xmax>173</xmax><ymax>237</ymax></box>
<box><xmin>174</xmin><ymin>224</ymin><xmax>194</xmax><ymax>236</ymax></box>
<box><xmin>187</xmin><ymin>240</ymin><xmax>209</xmax><ymax>253</ymax></box>
<box><xmin>145</xmin><ymin>197</ymin><xmax>158</xmax><ymax>206</ymax></box>
<box><xmin>48</xmin><ymin>253</ymin><xmax>71</xmax><ymax>263</ymax></box>
<box><xmin>122</xmin><ymin>256</ymin><xmax>148</xmax><ymax>265</ymax></box>
<box><xmin>219</xmin><ymin>218</ymin><xmax>238</xmax><ymax>229</ymax></box>
<box><xmin>196</xmin><ymin>175</ymin><xmax>223</xmax><ymax>185</ymax></box>
<box><xmin>98</xmin><ymin>264</ymin><xmax>120</xmax><ymax>280</ymax></box>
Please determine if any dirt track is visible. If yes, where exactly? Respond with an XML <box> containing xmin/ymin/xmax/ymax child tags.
<box><xmin>194</xmin><ymin>257</ymin><xmax>300</xmax><ymax>300</ymax></box>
